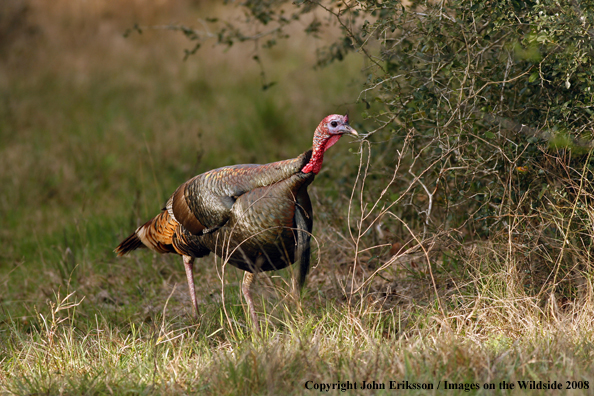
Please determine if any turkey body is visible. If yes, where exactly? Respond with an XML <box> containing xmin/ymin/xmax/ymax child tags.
<box><xmin>118</xmin><ymin>151</ymin><xmax>313</xmax><ymax>275</ymax></box>
<box><xmin>115</xmin><ymin>114</ymin><xmax>357</xmax><ymax>328</ymax></box>
<box><xmin>194</xmin><ymin>162</ymin><xmax>314</xmax><ymax>275</ymax></box>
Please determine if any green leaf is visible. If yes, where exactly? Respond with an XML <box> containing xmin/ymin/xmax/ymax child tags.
<box><xmin>529</xmin><ymin>72</ymin><xmax>539</xmax><ymax>83</ymax></box>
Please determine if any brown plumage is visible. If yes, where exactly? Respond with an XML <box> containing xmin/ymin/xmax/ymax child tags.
<box><xmin>115</xmin><ymin>114</ymin><xmax>358</xmax><ymax>328</ymax></box>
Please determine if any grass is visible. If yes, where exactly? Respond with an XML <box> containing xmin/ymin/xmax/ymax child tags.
<box><xmin>1</xmin><ymin>0</ymin><xmax>594</xmax><ymax>394</ymax></box>
<box><xmin>2</xmin><ymin>282</ymin><xmax>594</xmax><ymax>395</ymax></box>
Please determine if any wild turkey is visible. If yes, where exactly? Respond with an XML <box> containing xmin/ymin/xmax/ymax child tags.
<box><xmin>115</xmin><ymin>114</ymin><xmax>358</xmax><ymax>328</ymax></box>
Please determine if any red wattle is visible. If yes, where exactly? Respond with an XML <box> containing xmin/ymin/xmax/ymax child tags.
<box><xmin>301</xmin><ymin>152</ymin><xmax>323</xmax><ymax>174</ymax></box>
<box><xmin>324</xmin><ymin>134</ymin><xmax>342</xmax><ymax>152</ymax></box>
<box><xmin>302</xmin><ymin>134</ymin><xmax>343</xmax><ymax>174</ymax></box>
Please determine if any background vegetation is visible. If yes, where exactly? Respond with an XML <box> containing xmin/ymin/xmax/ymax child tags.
<box><xmin>1</xmin><ymin>0</ymin><xmax>594</xmax><ymax>394</ymax></box>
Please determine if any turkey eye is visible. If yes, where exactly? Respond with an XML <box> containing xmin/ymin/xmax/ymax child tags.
<box><xmin>330</xmin><ymin>121</ymin><xmax>338</xmax><ymax>127</ymax></box>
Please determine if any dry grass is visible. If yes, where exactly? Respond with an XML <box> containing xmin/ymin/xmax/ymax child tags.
<box><xmin>1</xmin><ymin>0</ymin><xmax>594</xmax><ymax>394</ymax></box>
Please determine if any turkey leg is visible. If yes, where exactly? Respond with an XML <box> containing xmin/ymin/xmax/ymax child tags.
<box><xmin>183</xmin><ymin>255</ymin><xmax>200</xmax><ymax>318</ymax></box>
<box><xmin>242</xmin><ymin>272</ymin><xmax>260</xmax><ymax>332</ymax></box>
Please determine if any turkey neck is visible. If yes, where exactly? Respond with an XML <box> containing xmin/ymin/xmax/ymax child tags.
<box><xmin>301</xmin><ymin>129</ymin><xmax>342</xmax><ymax>175</ymax></box>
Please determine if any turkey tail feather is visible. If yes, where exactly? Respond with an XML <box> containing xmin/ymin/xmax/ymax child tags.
<box><xmin>114</xmin><ymin>232</ymin><xmax>145</xmax><ymax>256</ymax></box>
<box><xmin>115</xmin><ymin>211</ymin><xmax>178</xmax><ymax>256</ymax></box>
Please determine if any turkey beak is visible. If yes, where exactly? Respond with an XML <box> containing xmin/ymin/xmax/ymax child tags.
<box><xmin>341</xmin><ymin>125</ymin><xmax>359</xmax><ymax>137</ymax></box>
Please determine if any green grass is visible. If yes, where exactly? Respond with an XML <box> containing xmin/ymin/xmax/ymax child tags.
<box><xmin>1</xmin><ymin>1</ymin><xmax>594</xmax><ymax>394</ymax></box>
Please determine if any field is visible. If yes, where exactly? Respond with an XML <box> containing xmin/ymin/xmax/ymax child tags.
<box><xmin>1</xmin><ymin>0</ymin><xmax>594</xmax><ymax>395</ymax></box>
